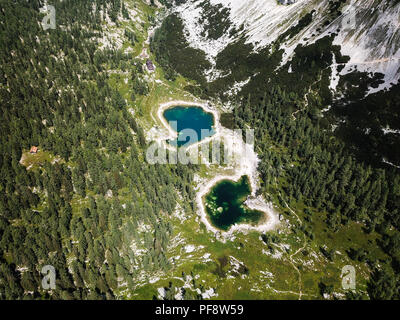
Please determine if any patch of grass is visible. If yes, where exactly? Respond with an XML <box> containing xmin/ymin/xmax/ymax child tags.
<box><xmin>20</xmin><ymin>150</ymin><xmax>58</xmax><ymax>170</ymax></box>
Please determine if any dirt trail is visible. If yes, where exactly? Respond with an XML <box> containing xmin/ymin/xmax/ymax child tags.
<box><xmin>275</xmin><ymin>178</ymin><xmax>307</xmax><ymax>300</ymax></box>
<box><xmin>291</xmin><ymin>76</ymin><xmax>321</xmax><ymax>120</ymax></box>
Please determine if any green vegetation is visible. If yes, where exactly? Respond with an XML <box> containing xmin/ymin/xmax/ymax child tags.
<box><xmin>150</xmin><ymin>14</ymin><xmax>211</xmax><ymax>82</ymax></box>
<box><xmin>0</xmin><ymin>0</ymin><xmax>197</xmax><ymax>300</ymax></box>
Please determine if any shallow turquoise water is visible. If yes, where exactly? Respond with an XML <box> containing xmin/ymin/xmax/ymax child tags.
<box><xmin>163</xmin><ymin>106</ymin><xmax>215</xmax><ymax>147</ymax></box>
<box><xmin>205</xmin><ymin>176</ymin><xmax>264</xmax><ymax>231</ymax></box>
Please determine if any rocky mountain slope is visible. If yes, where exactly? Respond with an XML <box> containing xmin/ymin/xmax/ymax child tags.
<box><xmin>170</xmin><ymin>0</ymin><xmax>400</xmax><ymax>92</ymax></box>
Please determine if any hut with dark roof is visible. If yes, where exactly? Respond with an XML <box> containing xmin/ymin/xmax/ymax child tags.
<box><xmin>146</xmin><ymin>59</ymin><xmax>155</xmax><ymax>71</ymax></box>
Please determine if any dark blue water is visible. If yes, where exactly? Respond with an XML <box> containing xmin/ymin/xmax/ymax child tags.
<box><xmin>163</xmin><ymin>106</ymin><xmax>215</xmax><ymax>147</ymax></box>
<box><xmin>205</xmin><ymin>176</ymin><xmax>264</xmax><ymax>231</ymax></box>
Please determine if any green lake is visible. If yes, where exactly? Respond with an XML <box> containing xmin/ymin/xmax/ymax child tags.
<box><xmin>204</xmin><ymin>176</ymin><xmax>265</xmax><ymax>231</ymax></box>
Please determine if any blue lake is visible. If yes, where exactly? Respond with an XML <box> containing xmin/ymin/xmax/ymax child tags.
<box><xmin>163</xmin><ymin>106</ymin><xmax>215</xmax><ymax>147</ymax></box>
